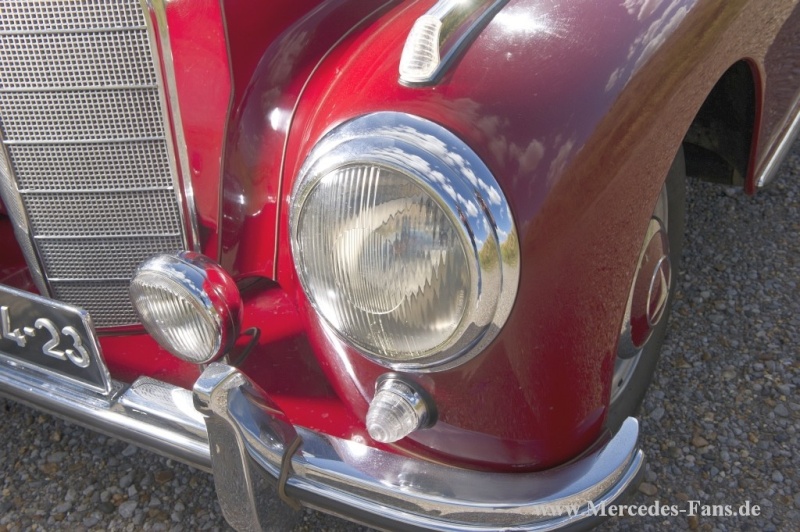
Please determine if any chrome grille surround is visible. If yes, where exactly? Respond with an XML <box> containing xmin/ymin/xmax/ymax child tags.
<box><xmin>0</xmin><ymin>0</ymin><xmax>191</xmax><ymax>328</ymax></box>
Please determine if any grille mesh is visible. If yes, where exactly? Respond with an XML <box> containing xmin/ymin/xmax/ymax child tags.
<box><xmin>9</xmin><ymin>142</ymin><xmax>173</xmax><ymax>191</ymax></box>
<box><xmin>25</xmin><ymin>191</ymin><xmax>183</xmax><ymax>236</ymax></box>
<box><xmin>0</xmin><ymin>90</ymin><xmax>164</xmax><ymax>141</ymax></box>
<box><xmin>0</xmin><ymin>0</ymin><xmax>188</xmax><ymax>327</ymax></box>
<box><xmin>0</xmin><ymin>0</ymin><xmax>145</xmax><ymax>33</ymax></box>
<box><xmin>0</xmin><ymin>30</ymin><xmax>155</xmax><ymax>89</ymax></box>
<box><xmin>39</xmin><ymin>236</ymin><xmax>184</xmax><ymax>280</ymax></box>
<box><xmin>52</xmin><ymin>281</ymin><xmax>141</xmax><ymax>326</ymax></box>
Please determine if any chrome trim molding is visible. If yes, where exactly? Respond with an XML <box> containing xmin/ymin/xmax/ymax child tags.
<box><xmin>0</xmin><ymin>357</ymin><xmax>210</xmax><ymax>472</ymax></box>
<box><xmin>399</xmin><ymin>0</ymin><xmax>508</xmax><ymax>86</ymax></box>
<box><xmin>195</xmin><ymin>363</ymin><xmax>645</xmax><ymax>531</ymax></box>
<box><xmin>757</xmin><ymin>104</ymin><xmax>800</xmax><ymax>187</ymax></box>
<box><xmin>289</xmin><ymin>112</ymin><xmax>520</xmax><ymax>371</ymax></box>
<box><xmin>0</xmin><ymin>144</ymin><xmax>49</xmax><ymax>295</ymax></box>
<box><xmin>142</xmin><ymin>0</ymin><xmax>200</xmax><ymax>251</ymax></box>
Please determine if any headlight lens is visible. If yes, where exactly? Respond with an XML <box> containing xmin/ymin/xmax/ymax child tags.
<box><xmin>291</xmin><ymin>112</ymin><xmax>519</xmax><ymax>370</ymax></box>
<box><xmin>295</xmin><ymin>164</ymin><xmax>471</xmax><ymax>358</ymax></box>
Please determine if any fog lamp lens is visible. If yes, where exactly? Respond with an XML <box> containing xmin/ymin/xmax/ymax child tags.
<box><xmin>130</xmin><ymin>253</ymin><xmax>241</xmax><ymax>364</ymax></box>
<box><xmin>366</xmin><ymin>375</ymin><xmax>435</xmax><ymax>443</ymax></box>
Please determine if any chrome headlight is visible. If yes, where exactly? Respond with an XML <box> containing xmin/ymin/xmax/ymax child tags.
<box><xmin>290</xmin><ymin>112</ymin><xmax>519</xmax><ymax>370</ymax></box>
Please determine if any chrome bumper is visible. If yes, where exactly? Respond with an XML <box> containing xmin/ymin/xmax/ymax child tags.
<box><xmin>0</xmin><ymin>358</ymin><xmax>645</xmax><ymax>531</ymax></box>
<box><xmin>0</xmin><ymin>356</ymin><xmax>211</xmax><ymax>471</ymax></box>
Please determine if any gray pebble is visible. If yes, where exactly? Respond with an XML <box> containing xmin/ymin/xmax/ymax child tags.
<box><xmin>47</xmin><ymin>451</ymin><xmax>66</xmax><ymax>464</ymax></box>
<box><xmin>650</xmin><ymin>407</ymin><xmax>665</xmax><ymax>422</ymax></box>
<box><xmin>119</xmin><ymin>472</ymin><xmax>134</xmax><ymax>489</ymax></box>
<box><xmin>52</xmin><ymin>501</ymin><xmax>71</xmax><ymax>514</ymax></box>
<box><xmin>122</xmin><ymin>444</ymin><xmax>138</xmax><ymax>457</ymax></box>
<box><xmin>119</xmin><ymin>500</ymin><xmax>138</xmax><ymax>519</ymax></box>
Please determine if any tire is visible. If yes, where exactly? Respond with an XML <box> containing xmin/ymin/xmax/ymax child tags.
<box><xmin>606</xmin><ymin>145</ymin><xmax>686</xmax><ymax>432</ymax></box>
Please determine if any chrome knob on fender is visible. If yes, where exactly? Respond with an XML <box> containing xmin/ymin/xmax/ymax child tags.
<box><xmin>129</xmin><ymin>252</ymin><xmax>242</xmax><ymax>364</ymax></box>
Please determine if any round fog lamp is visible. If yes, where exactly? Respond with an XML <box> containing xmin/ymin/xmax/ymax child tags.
<box><xmin>129</xmin><ymin>252</ymin><xmax>242</xmax><ymax>364</ymax></box>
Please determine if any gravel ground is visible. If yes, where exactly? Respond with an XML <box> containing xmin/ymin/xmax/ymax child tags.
<box><xmin>1</xmin><ymin>141</ymin><xmax>799</xmax><ymax>532</ymax></box>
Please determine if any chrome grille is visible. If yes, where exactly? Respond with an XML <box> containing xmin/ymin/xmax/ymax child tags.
<box><xmin>8</xmin><ymin>141</ymin><xmax>172</xmax><ymax>190</ymax></box>
<box><xmin>0</xmin><ymin>90</ymin><xmax>165</xmax><ymax>141</ymax></box>
<box><xmin>0</xmin><ymin>0</ymin><xmax>189</xmax><ymax>327</ymax></box>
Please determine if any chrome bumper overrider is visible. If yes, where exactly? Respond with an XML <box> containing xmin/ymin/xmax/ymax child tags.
<box><xmin>0</xmin><ymin>358</ymin><xmax>645</xmax><ymax>531</ymax></box>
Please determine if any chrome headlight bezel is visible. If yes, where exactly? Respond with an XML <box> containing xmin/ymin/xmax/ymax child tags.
<box><xmin>290</xmin><ymin>112</ymin><xmax>519</xmax><ymax>371</ymax></box>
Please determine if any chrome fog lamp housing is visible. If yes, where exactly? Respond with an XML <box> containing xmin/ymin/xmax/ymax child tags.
<box><xmin>290</xmin><ymin>112</ymin><xmax>519</xmax><ymax>370</ymax></box>
<box><xmin>130</xmin><ymin>252</ymin><xmax>242</xmax><ymax>364</ymax></box>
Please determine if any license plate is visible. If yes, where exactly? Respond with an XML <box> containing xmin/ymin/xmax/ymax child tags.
<box><xmin>0</xmin><ymin>284</ymin><xmax>111</xmax><ymax>394</ymax></box>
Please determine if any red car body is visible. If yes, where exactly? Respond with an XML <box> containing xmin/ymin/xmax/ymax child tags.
<box><xmin>1</xmin><ymin>0</ymin><xmax>798</xmax><ymax>529</ymax></box>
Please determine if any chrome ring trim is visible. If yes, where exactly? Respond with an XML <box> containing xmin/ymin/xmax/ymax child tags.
<box><xmin>399</xmin><ymin>0</ymin><xmax>509</xmax><ymax>86</ymax></box>
<box><xmin>142</xmin><ymin>0</ymin><xmax>200</xmax><ymax>252</ymax></box>
<box><xmin>757</xmin><ymin>103</ymin><xmax>800</xmax><ymax>187</ymax></box>
<box><xmin>289</xmin><ymin>112</ymin><xmax>520</xmax><ymax>371</ymax></box>
<box><xmin>196</xmin><ymin>364</ymin><xmax>644</xmax><ymax>531</ymax></box>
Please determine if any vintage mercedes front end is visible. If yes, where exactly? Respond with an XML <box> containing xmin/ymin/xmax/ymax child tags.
<box><xmin>1</xmin><ymin>0</ymin><xmax>798</xmax><ymax>529</ymax></box>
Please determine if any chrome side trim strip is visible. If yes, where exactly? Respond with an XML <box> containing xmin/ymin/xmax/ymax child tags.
<box><xmin>195</xmin><ymin>364</ymin><xmax>645</xmax><ymax>531</ymax></box>
<box><xmin>757</xmin><ymin>103</ymin><xmax>800</xmax><ymax>187</ymax></box>
<box><xmin>399</xmin><ymin>0</ymin><xmax>508</xmax><ymax>86</ymax></box>
<box><xmin>0</xmin><ymin>357</ymin><xmax>210</xmax><ymax>472</ymax></box>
